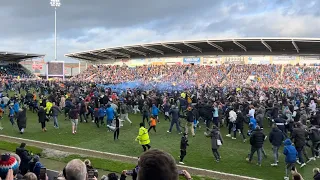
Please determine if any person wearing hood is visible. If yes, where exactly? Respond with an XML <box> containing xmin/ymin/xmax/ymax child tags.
<box><xmin>151</xmin><ymin>104</ymin><xmax>160</xmax><ymax>123</ymax></box>
<box><xmin>247</xmin><ymin>116</ymin><xmax>257</xmax><ymax>136</ymax></box>
<box><xmin>247</xmin><ymin>126</ymin><xmax>265</xmax><ymax>166</ymax></box>
<box><xmin>135</xmin><ymin>123</ymin><xmax>151</xmax><ymax>152</ymax></box>
<box><xmin>308</xmin><ymin>125</ymin><xmax>320</xmax><ymax>159</ymax></box>
<box><xmin>235</xmin><ymin>107</ymin><xmax>246</xmax><ymax>142</ymax></box>
<box><xmin>38</xmin><ymin>106</ymin><xmax>47</xmax><ymax>132</ymax></box>
<box><xmin>205</xmin><ymin>125</ymin><xmax>223</xmax><ymax>162</ymax></box>
<box><xmin>106</xmin><ymin>104</ymin><xmax>115</xmax><ymax>127</ymax></box>
<box><xmin>167</xmin><ymin>105</ymin><xmax>182</xmax><ymax>134</ymax></box>
<box><xmin>269</xmin><ymin>123</ymin><xmax>284</xmax><ymax>166</ymax></box>
<box><xmin>283</xmin><ymin>138</ymin><xmax>297</xmax><ymax>180</ymax></box>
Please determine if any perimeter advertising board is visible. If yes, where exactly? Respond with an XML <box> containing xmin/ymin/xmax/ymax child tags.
<box><xmin>300</xmin><ymin>56</ymin><xmax>320</xmax><ymax>64</ymax></box>
<box><xmin>272</xmin><ymin>56</ymin><xmax>297</xmax><ymax>65</ymax></box>
<box><xmin>224</xmin><ymin>56</ymin><xmax>245</xmax><ymax>64</ymax></box>
<box><xmin>203</xmin><ymin>56</ymin><xmax>222</xmax><ymax>65</ymax></box>
<box><xmin>247</xmin><ymin>56</ymin><xmax>271</xmax><ymax>64</ymax></box>
<box><xmin>183</xmin><ymin>57</ymin><xmax>201</xmax><ymax>64</ymax></box>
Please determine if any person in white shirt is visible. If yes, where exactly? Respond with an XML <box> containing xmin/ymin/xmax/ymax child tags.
<box><xmin>226</xmin><ymin>107</ymin><xmax>237</xmax><ymax>139</ymax></box>
<box><xmin>248</xmin><ymin>105</ymin><xmax>255</xmax><ymax>118</ymax></box>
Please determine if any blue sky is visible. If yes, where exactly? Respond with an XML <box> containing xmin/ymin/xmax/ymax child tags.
<box><xmin>0</xmin><ymin>0</ymin><xmax>319</xmax><ymax>62</ymax></box>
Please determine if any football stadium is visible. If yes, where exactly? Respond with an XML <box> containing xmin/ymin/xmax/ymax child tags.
<box><xmin>1</xmin><ymin>1</ymin><xmax>320</xmax><ymax>180</ymax></box>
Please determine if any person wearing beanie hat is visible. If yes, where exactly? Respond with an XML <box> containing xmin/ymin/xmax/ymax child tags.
<box><xmin>31</xmin><ymin>155</ymin><xmax>44</xmax><ymax>178</ymax></box>
<box><xmin>0</xmin><ymin>154</ymin><xmax>19</xmax><ymax>179</ymax></box>
<box><xmin>179</xmin><ymin>133</ymin><xmax>189</xmax><ymax>164</ymax></box>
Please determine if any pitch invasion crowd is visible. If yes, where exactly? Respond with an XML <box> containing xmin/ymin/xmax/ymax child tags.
<box><xmin>0</xmin><ymin>64</ymin><xmax>319</xmax><ymax>180</ymax></box>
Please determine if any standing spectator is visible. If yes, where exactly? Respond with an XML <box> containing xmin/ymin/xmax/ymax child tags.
<box><xmin>17</xmin><ymin>107</ymin><xmax>27</xmax><ymax>134</ymax></box>
<box><xmin>205</xmin><ymin>125</ymin><xmax>223</xmax><ymax>162</ymax></box>
<box><xmin>114</xmin><ymin>115</ymin><xmax>120</xmax><ymax>141</ymax></box>
<box><xmin>269</xmin><ymin>123</ymin><xmax>284</xmax><ymax>166</ymax></box>
<box><xmin>226</xmin><ymin>107</ymin><xmax>237</xmax><ymax>139</ymax></box>
<box><xmin>151</xmin><ymin>104</ymin><xmax>160</xmax><ymax>123</ymax></box>
<box><xmin>308</xmin><ymin>125</ymin><xmax>320</xmax><ymax>159</ymax></box>
<box><xmin>69</xmin><ymin>106</ymin><xmax>79</xmax><ymax>134</ymax></box>
<box><xmin>179</xmin><ymin>133</ymin><xmax>189</xmax><ymax>164</ymax></box>
<box><xmin>148</xmin><ymin>115</ymin><xmax>157</xmax><ymax>133</ymax></box>
<box><xmin>291</xmin><ymin>122</ymin><xmax>309</xmax><ymax>168</ymax></box>
<box><xmin>235</xmin><ymin>108</ymin><xmax>246</xmax><ymax>142</ymax></box>
<box><xmin>50</xmin><ymin>102</ymin><xmax>61</xmax><ymax>129</ymax></box>
<box><xmin>136</xmin><ymin>123</ymin><xmax>151</xmax><ymax>152</ymax></box>
<box><xmin>120</xmin><ymin>102</ymin><xmax>132</xmax><ymax>125</ymax></box>
<box><xmin>9</xmin><ymin>104</ymin><xmax>15</xmax><ymax>126</ymax></box>
<box><xmin>142</xmin><ymin>102</ymin><xmax>149</xmax><ymax>126</ymax></box>
<box><xmin>167</xmin><ymin>105</ymin><xmax>182</xmax><ymax>134</ymax></box>
<box><xmin>247</xmin><ymin>126</ymin><xmax>265</xmax><ymax>166</ymax></box>
<box><xmin>16</xmin><ymin>143</ymin><xmax>32</xmax><ymax>175</ymax></box>
<box><xmin>38</xmin><ymin>106</ymin><xmax>47</xmax><ymax>132</ymax></box>
<box><xmin>185</xmin><ymin>107</ymin><xmax>195</xmax><ymax>137</ymax></box>
<box><xmin>106</xmin><ymin>104</ymin><xmax>115</xmax><ymax>127</ymax></box>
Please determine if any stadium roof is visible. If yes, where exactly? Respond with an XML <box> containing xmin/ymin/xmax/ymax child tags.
<box><xmin>65</xmin><ymin>38</ymin><xmax>320</xmax><ymax>62</ymax></box>
<box><xmin>0</xmin><ymin>51</ymin><xmax>45</xmax><ymax>62</ymax></box>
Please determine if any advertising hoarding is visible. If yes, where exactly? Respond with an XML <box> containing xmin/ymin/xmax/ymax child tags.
<box><xmin>183</xmin><ymin>57</ymin><xmax>201</xmax><ymax>64</ymax></box>
<box><xmin>247</xmin><ymin>56</ymin><xmax>271</xmax><ymax>64</ymax></box>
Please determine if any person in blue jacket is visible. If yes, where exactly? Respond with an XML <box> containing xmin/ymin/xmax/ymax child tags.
<box><xmin>247</xmin><ymin>116</ymin><xmax>257</xmax><ymax>136</ymax></box>
<box><xmin>13</xmin><ymin>101</ymin><xmax>20</xmax><ymax>114</ymax></box>
<box><xmin>105</xmin><ymin>104</ymin><xmax>115</xmax><ymax>127</ymax></box>
<box><xmin>151</xmin><ymin>104</ymin><xmax>160</xmax><ymax>123</ymax></box>
<box><xmin>98</xmin><ymin>106</ymin><xmax>106</xmax><ymax>126</ymax></box>
<box><xmin>283</xmin><ymin>138</ymin><xmax>298</xmax><ymax>180</ymax></box>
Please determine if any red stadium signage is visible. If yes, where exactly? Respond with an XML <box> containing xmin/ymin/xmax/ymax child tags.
<box><xmin>32</xmin><ymin>64</ymin><xmax>43</xmax><ymax>70</ymax></box>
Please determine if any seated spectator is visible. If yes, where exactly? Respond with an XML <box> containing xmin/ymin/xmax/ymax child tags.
<box><xmin>121</xmin><ymin>149</ymin><xmax>192</xmax><ymax>180</ymax></box>
<box><xmin>16</xmin><ymin>143</ymin><xmax>32</xmax><ymax>175</ymax></box>
<box><xmin>314</xmin><ymin>168</ymin><xmax>320</xmax><ymax>180</ymax></box>
<box><xmin>31</xmin><ymin>155</ymin><xmax>44</xmax><ymax>178</ymax></box>
<box><xmin>64</xmin><ymin>159</ymin><xmax>95</xmax><ymax>180</ymax></box>
<box><xmin>23</xmin><ymin>172</ymin><xmax>38</xmax><ymax>180</ymax></box>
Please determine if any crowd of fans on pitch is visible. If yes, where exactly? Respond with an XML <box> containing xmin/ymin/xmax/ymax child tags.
<box><xmin>0</xmin><ymin>63</ymin><xmax>320</xmax><ymax>180</ymax></box>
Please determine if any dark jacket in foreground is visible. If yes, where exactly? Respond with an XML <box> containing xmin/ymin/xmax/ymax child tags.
<box><xmin>250</xmin><ymin>129</ymin><xmax>265</xmax><ymax>148</ymax></box>
<box><xmin>269</xmin><ymin>127</ymin><xmax>284</xmax><ymax>147</ymax></box>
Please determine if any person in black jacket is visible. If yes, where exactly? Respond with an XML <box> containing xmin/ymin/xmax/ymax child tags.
<box><xmin>235</xmin><ymin>108</ymin><xmax>246</xmax><ymax>142</ymax></box>
<box><xmin>15</xmin><ymin>143</ymin><xmax>32</xmax><ymax>175</ymax></box>
<box><xmin>179</xmin><ymin>133</ymin><xmax>189</xmax><ymax>165</ymax></box>
<box><xmin>38</xmin><ymin>106</ymin><xmax>47</xmax><ymax>132</ymax></box>
<box><xmin>269</xmin><ymin>123</ymin><xmax>284</xmax><ymax>166</ymax></box>
<box><xmin>114</xmin><ymin>115</ymin><xmax>120</xmax><ymax>141</ymax></box>
<box><xmin>291</xmin><ymin>122</ymin><xmax>310</xmax><ymax>168</ymax></box>
<box><xmin>247</xmin><ymin>126</ymin><xmax>265</xmax><ymax>166</ymax></box>
<box><xmin>308</xmin><ymin>125</ymin><xmax>320</xmax><ymax>159</ymax></box>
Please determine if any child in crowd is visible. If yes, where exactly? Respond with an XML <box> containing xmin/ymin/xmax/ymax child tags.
<box><xmin>148</xmin><ymin>115</ymin><xmax>157</xmax><ymax>133</ymax></box>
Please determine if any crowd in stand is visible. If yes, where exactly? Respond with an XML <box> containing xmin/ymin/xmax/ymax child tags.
<box><xmin>71</xmin><ymin>64</ymin><xmax>319</xmax><ymax>90</ymax></box>
<box><xmin>0</xmin><ymin>64</ymin><xmax>33</xmax><ymax>78</ymax></box>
